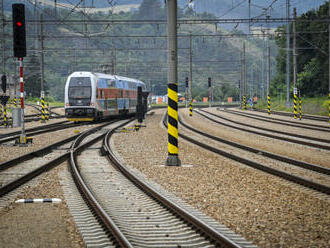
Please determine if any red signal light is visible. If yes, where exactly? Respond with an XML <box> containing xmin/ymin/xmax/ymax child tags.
<box><xmin>16</xmin><ymin>21</ymin><xmax>22</xmax><ymax>27</ymax></box>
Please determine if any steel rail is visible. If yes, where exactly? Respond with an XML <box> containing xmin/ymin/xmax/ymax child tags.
<box><xmin>173</xmin><ymin>115</ymin><xmax>330</xmax><ymax>195</ymax></box>
<box><xmin>179</xmin><ymin>113</ymin><xmax>330</xmax><ymax>176</ymax></box>
<box><xmin>0</xmin><ymin>122</ymin><xmax>114</xmax><ymax>198</ymax></box>
<box><xmin>103</xmin><ymin>123</ymin><xmax>243</xmax><ymax>248</ymax></box>
<box><xmin>252</xmin><ymin>108</ymin><xmax>328</xmax><ymax>122</ymax></box>
<box><xmin>0</xmin><ymin>121</ymin><xmax>76</xmax><ymax>144</ymax></box>
<box><xmin>69</xmin><ymin>119</ymin><xmax>134</xmax><ymax>248</ymax></box>
<box><xmin>223</xmin><ymin>109</ymin><xmax>330</xmax><ymax>132</ymax></box>
<box><xmin>197</xmin><ymin>109</ymin><xmax>330</xmax><ymax>150</ymax></box>
<box><xmin>201</xmin><ymin>109</ymin><xmax>329</xmax><ymax>144</ymax></box>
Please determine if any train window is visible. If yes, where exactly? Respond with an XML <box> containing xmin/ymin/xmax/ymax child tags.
<box><xmin>123</xmin><ymin>81</ymin><xmax>129</xmax><ymax>89</ymax></box>
<box><xmin>116</xmin><ymin>80</ymin><xmax>123</xmax><ymax>89</ymax></box>
<box><xmin>68</xmin><ymin>87</ymin><xmax>91</xmax><ymax>99</ymax></box>
<box><xmin>98</xmin><ymin>78</ymin><xmax>107</xmax><ymax>88</ymax></box>
<box><xmin>69</xmin><ymin>77</ymin><xmax>91</xmax><ymax>87</ymax></box>
<box><xmin>106</xmin><ymin>80</ymin><xmax>116</xmax><ymax>88</ymax></box>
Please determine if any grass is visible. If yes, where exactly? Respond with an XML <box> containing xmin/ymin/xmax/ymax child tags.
<box><xmin>254</xmin><ymin>96</ymin><xmax>329</xmax><ymax>116</ymax></box>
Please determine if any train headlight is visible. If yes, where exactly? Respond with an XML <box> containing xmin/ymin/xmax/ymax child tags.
<box><xmin>90</xmin><ymin>102</ymin><xmax>94</xmax><ymax>106</ymax></box>
<box><xmin>65</xmin><ymin>103</ymin><xmax>70</xmax><ymax>107</ymax></box>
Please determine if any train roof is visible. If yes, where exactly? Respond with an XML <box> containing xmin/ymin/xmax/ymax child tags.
<box><xmin>68</xmin><ymin>72</ymin><xmax>145</xmax><ymax>85</ymax></box>
<box><xmin>114</xmin><ymin>75</ymin><xmax>145</xmax><ymax>85</ymax></box>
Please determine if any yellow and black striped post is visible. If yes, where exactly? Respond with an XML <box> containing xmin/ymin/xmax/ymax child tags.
<box><xmin>0</xmin><ymin>105</ymin><xmax>3</xmax><ymax>125</ymax></box>
<box><xmin>41</xmin><ymin>97</ymin><xmax>46</xmax><ymax>123</ymax></box>
<box><xmin>293</xmin><ymin>92</ymin><xmax>297</xmax><ymax>119</ymax></box>
<box><xmin>299</xmin><ymin>97</ymin><xmax>302</xmax><ymax>120</ymax></box>
<box><xmin>189</xmin><ymin>101</ymin><xmax>193</xmax><ymax>116</ymax></box>
<box><xmin>46</xmin><ymin>103</ymin><xmax>50</xmax><ymax>120</ymax></box>
<box><xmin>3</xmin><ymin>104</ymin><xmax>7</xmax><ymax>127</ymax></box>
<box><xmin>166</xmin><ymin>83</ymin><xmax>181</xmax><ymax>166</ymax></box>
<box><xmin>243</xmin><ymin>95</ymin><xmax>246</xmax><ymax>110</ymax></box>
<box><xmin>328</xmin><ymin>93</ymin><xmax>330</xmax><ymax>124</ymax></box>
<box><xmin>267</xmin><ymin>95</ymin><xmax>271</xmax><ymax>115</ymax></box>
<box><xmin>14</xmin><ymin>97</ymin><xmax>17</xmax><ymax>107</ymax></box>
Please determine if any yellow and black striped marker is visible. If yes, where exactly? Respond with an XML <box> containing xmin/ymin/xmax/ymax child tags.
<box><xmin>46</xmin><ymin>103</ymin><xmax>50</xmax><ymax>120</ymax></box>
<box><xmin>328</xmin><ymin>93</ymin><xmax>330</xmax><ymax>124</ymax></box>
<box><xmin>166</xmin><ymin>83</ymin><xmax>181</xmax><ymax>166</ymax></box>
<box><xmin>267</xmin><ymin>95</ymin><xmax>271</xmax><ymax>115</ymax></box>
<box><xmin>242</xmin><ymin>95</ymin><xmax>246</xmax><ymax>110</ymax></box>
<box><xmin>293</xmin><ymin>93</ymin><xmax>297</xmax><ymax>119</ymax></box>
<box><xmin>299</xmin><ymin>97</ymin><xmax>302</xmax><ymax>120</ymax></box>
<box><xmin>14</xmin><ymin>97</ymin><xmax>17</xmax><ymax>107</ymax></box>
<box><xmin>189</xmin><ymin>101</ymin><xmax>193</xmax><ymax>116</ymax></box>
<box><xmin>3</xmin><ymin>105</ymin><xmax>7</xmax><ymax>127</ymax></box>
<box><xmin>41</xmin><ymin>98</ymin><xmax>46</xmax><ymax>123</ymax></box>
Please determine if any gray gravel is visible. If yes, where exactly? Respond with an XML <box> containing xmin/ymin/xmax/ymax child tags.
<box><xmin>1</xmin><ymin>106</ymin><xmax>330</xmax><ymax>248</ymax></box>
<box><xmin>112</xmin><ymin>108</ymin><xmax>330</xmax><ymax>248</ymax></box>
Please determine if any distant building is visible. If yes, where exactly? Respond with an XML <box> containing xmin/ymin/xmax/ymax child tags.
<box><xmin>251</xmin><ymin>27</ymin><xmax>277</xmax><ymax>38</ymax></box>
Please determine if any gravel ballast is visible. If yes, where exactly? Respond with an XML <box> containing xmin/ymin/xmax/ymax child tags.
<box><xmin>1</xmin><ymin>107</ymin><xmax>330</xmax><ymax>248</ymax></box>
<box><xmin>112</xmin><ymin>108</ymin><xmax>330</xmax><ymax>248</ymax></box>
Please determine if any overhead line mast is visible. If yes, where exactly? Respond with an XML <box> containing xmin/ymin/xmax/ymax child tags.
<box><xmin>286</xmin><ymin>0</ymin><xmax>291</xmax><ymax>106</ymax></box>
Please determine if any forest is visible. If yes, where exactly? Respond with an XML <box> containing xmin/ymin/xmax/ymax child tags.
<box><xmin>273</xmin><ymin>1</ymin><xmax>329</xmax><ymax>98</ymax></box>
<box><xmin>4</xmin><ymin>0</ymin><xmax>279</xmax><ymax>102</ymax></box>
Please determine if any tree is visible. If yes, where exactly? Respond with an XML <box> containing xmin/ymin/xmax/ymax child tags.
<box><xmin>273</xmin><ymin>2</ymin><xmax>329</xmax><ymax>98</ymax></box>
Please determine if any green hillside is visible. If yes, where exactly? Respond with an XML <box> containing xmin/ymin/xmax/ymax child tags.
<box><xmin>3</xmin><ymin>0</ymin><xmax>275</xmax><ymax>102</ymax></box>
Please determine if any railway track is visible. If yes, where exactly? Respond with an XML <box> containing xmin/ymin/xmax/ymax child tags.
<box><xmin>0</xmin><ymin>121</ymin><xmax>112</xmax><ymax>199</ymax></box>
<box><xmin>0</xmin><ymin>121</ymin><xmax>75</xmax><ymax>144</ymax></box>
<box><xmin>223</xmin><ymin>108</ymin><xmax>330</xmax><ymax>132</ymax></box>
<box><xmin>172</xmin><ymin>112</ymin><xmax>330</xmax><ymax>197</ymax></box>
<box><xmin>252</xmin><ymin>108</ymin><xmax>328</xmax><ymax>122</ymax></box>
<box><xmin>197</xmin><ymin>109</ymin><xmax>330</xmax><ymax>151</ymax></box>
<box><xmin>69</xmin><ymin>119</ymin><xmax>255</xmax><ymax>247</ymax></box>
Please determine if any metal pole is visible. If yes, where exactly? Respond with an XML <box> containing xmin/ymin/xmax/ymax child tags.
<box><xmin>166</xmin><ymin>0</ymin><xmax>181</xmax><ymax>166</ymax></box>
<box><xmin>286</xmin><ymin>0</ymin><xmax>291</xmax><ymax>105</ymax></box>
<box><xmin>112</xmin><ymin>47</ymin><xmax>116</xmax><ymax>74</ymax></box>
<box><xmin>261</xmin><ymin>28</ymin><xmax>265</xmax><ymax>99</ymax></box>
<box><xmin>54</xmin><ymin>0</ymin><xmax>57</xmax><ymax>18</ymax></box>
<box><xmin>1</xmin><ymin>0</ymin><xmax>5</xmax><ymax>75</ymax></box>
<box><xmin>19</xmin><ymin>58</ymin><xmax>26</xmax><ymax>144</ymax></box>
<box><xmin>14</xmin><ymin>60</ymin><xmax>17</xmax><ymax>107</ymax></box>
<box><xmin>34</xmin><ymin>0</ymin><xmax>38</xmax><ymax>53</ymax></box>
<box><xmin>240</xmin><ymin>50</ymin><xmax>243</xmax><ymax>109</ymax></box>
<box><xmin>248</xmin><ymin>0</ymin><xmax>251</xmax><ymax>34</ymax></box>
<box><xmin>189</xmin><ymin>32</ymin><xmax>192</xmax><ymax>102</ymax></box>
<box><xmin>267</xmin><ymin>16</ymin><xmax>271</xmax><ymax>115</ymax></box>
<box><xmin>243</xmin><ymin>42</ymin><xmax>246</xmax><ymax>109</ymax></box>
<box><xmin>40</xmin><ymin>14</ymin><xmax>46</xmax><ymax>122</ymax></box>
<box><xmin>208</xmin><ymin>78</ymin><xmax>211</xmax><ymax>108</ymax></box>
<box><xmin>293</xmin><ymin>8</ymin><xmax>297</xmax><ymax>119</ymax></box>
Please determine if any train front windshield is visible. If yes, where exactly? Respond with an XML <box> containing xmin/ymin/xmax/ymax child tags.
<box><xmin>68</xmin><ymin>77</ymin><xmax>92</xmax><ymax>106</ymax></box>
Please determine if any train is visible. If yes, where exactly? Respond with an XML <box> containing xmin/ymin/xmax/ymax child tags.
<box><xmin>64</xmin><ymin>71</ymin><xmax>147</xmax><ymax>121</ymax></box>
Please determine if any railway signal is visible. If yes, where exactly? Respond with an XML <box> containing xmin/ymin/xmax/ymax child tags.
<box><xmin>12</xmin><ymin>4</ymin><xmax>27</xmax><ymax>145</ymax></box>
<box><xmin>12</xmin><ymin>4</ymin><xmax>26</xmax><ymax>58</ymax></box>
<box><xmin>1</xmin><ymin>75</ymin><xmax>6</xmax><ymax>93</ymax></box>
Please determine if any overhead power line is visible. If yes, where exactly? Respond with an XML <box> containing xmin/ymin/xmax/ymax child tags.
<box><xmin>5</xmin><ymin>17</ymin><xmax>330</xmax><ymax>25</ymax></box>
